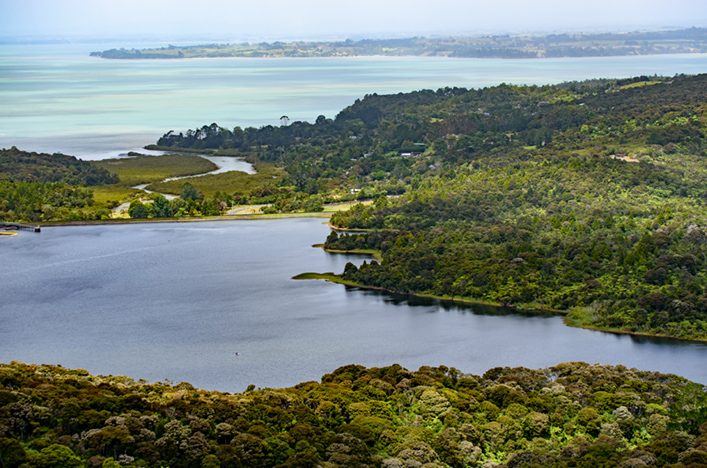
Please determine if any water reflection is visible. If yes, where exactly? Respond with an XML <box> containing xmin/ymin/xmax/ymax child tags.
<box><xmin>346</xmin><ymin>285</ymin><xmax>707</xmax><ymax>348</ymax></box>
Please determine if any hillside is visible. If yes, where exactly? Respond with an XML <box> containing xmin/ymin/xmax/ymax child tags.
<box><xmin>0</xmin><ymin>148</ymin><xmax>118</xmax><ymax>222</ymax></box>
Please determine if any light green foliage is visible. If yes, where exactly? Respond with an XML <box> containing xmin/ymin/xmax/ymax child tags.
<box><xmin>36</xmin><ymin>444</ymin><xmax>83</xmax><ymax>468</ymax></box>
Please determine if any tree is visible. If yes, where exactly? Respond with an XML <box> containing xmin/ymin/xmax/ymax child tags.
<box><xmin>303</xmin><ymin>195</ymin><xmax>324</xmax><ymax>212</ymax></box>
<box><xmin>0</xmin><ymin>438</ymin><xmax>26</xmax><ymax>468</ymax></box>
<box><xmin>128</xmin><ymin>200</ymin><xmax>149</xmax><ymax>219</ymax></box>
<box><xmin>180</xmin><ymin>182</ymin><xmax>203</xmax><ymax>201</ymax></box>
<box><xmin>152</xmin><ymin>194</ymin><xmax>173</xmax><ymax>218</ymax></box>
<box><xmin>200</xmin><ymin>198</ymin><xmax>220</xmax><ymax>216</ymax></box>
<box><xmin>35</xmin><ymin>444</ymin><xmax>82</xmax><ymax>468</ymax></box>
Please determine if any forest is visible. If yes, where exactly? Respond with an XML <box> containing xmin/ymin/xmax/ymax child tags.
<box><xmin>1</xmin><ymin>361</ymin><xmax>706</xmax><ymax>468</ymax></box>
<box><xmin>0</xmin><ymin>148</ymin><xmax>118</xmax><ymax>222</ymax></box>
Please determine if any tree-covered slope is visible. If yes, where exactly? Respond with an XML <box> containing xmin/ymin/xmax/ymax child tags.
<box><xmin>0</xmin><ymin>147</ymin><xmax>118</xmax><ymax>186</ymax></box>
<box><xmin>1</xmin><ymin>361</ymin><xmax>705</xmax><ymax>468</ymax></box>
<box><xmin>0</xmin><ymin>148</ymin><xmax>119</xmax><ymax>222</ymax></box>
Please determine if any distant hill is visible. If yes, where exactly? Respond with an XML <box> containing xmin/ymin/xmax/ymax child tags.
<box><xmin>91</xmin><ymin>27</ymin><xmax>707</xmax><ymax>59</ymax></box>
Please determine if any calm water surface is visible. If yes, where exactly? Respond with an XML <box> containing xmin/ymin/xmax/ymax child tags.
<box><xmin>1</xmin><ymin>43</ymin><xmax>705</xmax><ymax>159</ymax></box>
<box><xmin>2</xmin><ymin>219</ymin><xmax>706</xmax><ymax>392</ymax></box>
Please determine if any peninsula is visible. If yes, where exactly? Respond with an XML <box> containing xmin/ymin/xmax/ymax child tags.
<box><xmin>90</xmin><ymin>27</ymin><xmax>707</xmax><ymax>59</ymax></box>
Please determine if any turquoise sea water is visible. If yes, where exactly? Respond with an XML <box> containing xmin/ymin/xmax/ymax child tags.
<box><xmin>1</xmin><ymin>43</ymin><xmax>705</xmax><ymax>160</ymax></box>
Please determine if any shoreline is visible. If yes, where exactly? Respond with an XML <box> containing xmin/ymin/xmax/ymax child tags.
<box><xmin>92</xmin><ymin>51</ymin><xmax>707</xmax><ymax>62</ymax></box>
<box><xmin>295</xmin><ymin>271</ymin><xmax>707</xmax><ymax>345</ymax></box>
<box><xmin>313</xmin><ymin>244</ymin><xmax>384</xmax><ymax>262</ymax></box>
<box><xmin>36</xmin><ymin>212</ymin><xmax>331</xmax><ymax>227</ymax></box>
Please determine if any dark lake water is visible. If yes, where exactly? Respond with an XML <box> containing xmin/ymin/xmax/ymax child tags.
<box><xmin>2</xmin><ymin>218</ymin><xmax>707</xmax><ymax>392</ymax></box>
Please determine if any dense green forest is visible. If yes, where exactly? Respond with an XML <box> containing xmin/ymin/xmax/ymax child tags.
<box><xmin>154</xmin><ymin>73</ymin><xmax>707</xmax><ymax>341</ymax></box>
<box><xmin>90</xmin><ymin>27</ymin><xmax>707</xmax><ymax>59</ymax></box>
<box><xmin>0</xmin><ymin>148</ymin><xmax>118</xmax><ymax>222</ymax></box>
<box><xmin>1</xmin><ymin>361</ymin><xmax>705</xmax><ymax>468</ymax></box>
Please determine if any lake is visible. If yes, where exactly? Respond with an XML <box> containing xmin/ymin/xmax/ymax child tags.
<box><xmin>2</xmin><ymin>219</ymin><xmax>706</xmax><ymax>392</ymax></box>
<box><xmin>0</xmin><ymin>43</ymin><xmax>705</xmax><ymax>159</ymax></box>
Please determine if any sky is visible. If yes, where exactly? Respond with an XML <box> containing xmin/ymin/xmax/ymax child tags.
<box><xmin>1</xmin><ymin>0</ymin><xmax>706</xmax><ymax>42</ymax></box>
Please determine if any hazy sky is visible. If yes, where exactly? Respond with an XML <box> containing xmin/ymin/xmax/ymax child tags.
<box><xmin>1</xmin><ymin>0</ymin><xmax>706</xmax><ymax>42</ymax></box>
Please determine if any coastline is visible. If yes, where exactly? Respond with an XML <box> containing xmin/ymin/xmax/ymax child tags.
<box><xmin>36</xmin><ymin>212</ymin><xmax>331</xmax><ymax>227</ymax></box>
<box><xmin>313</xmin><ymin>244</ymin><xmax>384</xmax><ymax>262</ymax></box>
<box><xmin>294</xmin><ymin>271</ymin><xmax>707</xmax><ymax>345</ymax></box>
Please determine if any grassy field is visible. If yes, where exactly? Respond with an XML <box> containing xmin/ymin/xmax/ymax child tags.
<box><xmin>91</xmin><ymin>184</ymin><xmax>144</xmax><ymax>206</ymax></box>
<box><xmin>89</xmin><ymin>153</ymin><xmax>219</xmax><ymax>207</ymax></box>
<box><xmin>92</xmin><ymin>153</ymin><xmax>217</xmax><ymax>186</ymax></box>
<box><xmin>146</xmin><ymin>161</ymin><xmax>283</xmax><ymax>197</ymax></box>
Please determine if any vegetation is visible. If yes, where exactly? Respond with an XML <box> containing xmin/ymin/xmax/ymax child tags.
<box><xmin>146</xmin><ymin>161</ymin><xmax>282</xmax><ymax>199</ymax></box>
<box><xmin>319</xmin><ymin>74</ymin><xmax>707</xmax><ymax>341</ymax></box>
<box><xmin>92</xmin><ymin>153</ymin><xmax>217</xmax><ymax>187</ymax></box>
<box><xmin>0</xmin><ymin>147</ymin><xmax>118</xmax><ymax>187</ymax></box>
<box><xmin>0</xmin><ymin>361</ymin><xmax>705</xmax><ymax>468</ymax></box>
<box><xmin>0</xmin><ymin>148</ymin><xmax>118</xmax><ymax>222</ymax></box>
<box><xmin>90</xmin><ymin>27</ymin><xmax>707</xmax><ymax>59</ymax></box>
<box><xmin>152</xmin><ymin>73</ymin><xmax>707</xmax><ymax>341</ymax></box>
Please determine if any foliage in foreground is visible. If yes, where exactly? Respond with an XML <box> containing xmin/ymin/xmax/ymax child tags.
<box><xmin>1</xmin><ymin>361</ymin><xmax>706</xmax><ymax>468</ymax></box>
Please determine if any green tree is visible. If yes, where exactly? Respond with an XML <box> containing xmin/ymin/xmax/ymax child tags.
<box><xmin>36</xmin><ymin>444</ymin><xmax>82</xmax><ymax>468</ymax></box>
<box><xmin>200</xmin><ymin>198</ymin><xmax>220</xmax><ymax>216</ymax></box>
<box><xmin>0</xmin><ymin>438</ymin><xmax>26</xmax><ymax>468</ymax></box>
<box><xmin>152</xmin><ymin>194</ymin><xmax>173</xmax><ymax>217</ymax></box>
<box><xmin>303</xmin><ymin>195</ymin><xmax>324</xmax><ymax>212</ymax></box>
<box><xmin>180</xmin><ymin>182</ymin><xmax>203</xmax><ymax>201</ymax></box>
<box><xmin>128</xmin><ymin>200</ymin><xmax>149</xmax><ymax>219</ymax></box>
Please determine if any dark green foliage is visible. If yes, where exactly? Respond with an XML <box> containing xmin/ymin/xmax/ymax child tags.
<box><xmin>320</xmin><ymin>74</ymin><xmax>707</xmax><ymax>341</ymax></box>
<box><xmin>0</xmin><ymin>148</ymin><xmax>118</xmax><ymax>222</ymax></box>
<box><xmin>152</xmin><ymin>194</ymin><xmax>173</xmax><ymax>218</ymax></box>
<box><xmin>0</xmin><ymin>147</ymin><xmax>118</xmax><ymax>186</ymax></box>
<box><xmin>0</xmin><ymin>181</ymin><xmax>101</xmax><ymax>222</ymax></box>
<box><xmin>128</xmin><ymin>200</ymin><xmax>149</xmax><ymax>219</ymax></box>
<box><xmin>1</xmin><ymin>362</ymin><xmax>703</xmax><ymax>468</ymax></box>
<box><xmin>180</xmin><ymin>182</ymin><xmax>203</xmax><ymax>201</ymax></box>
<box><xmin>0</xmin><ymin>437</ymin><xmax>26</xmax><ymax>468</ymax></box>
